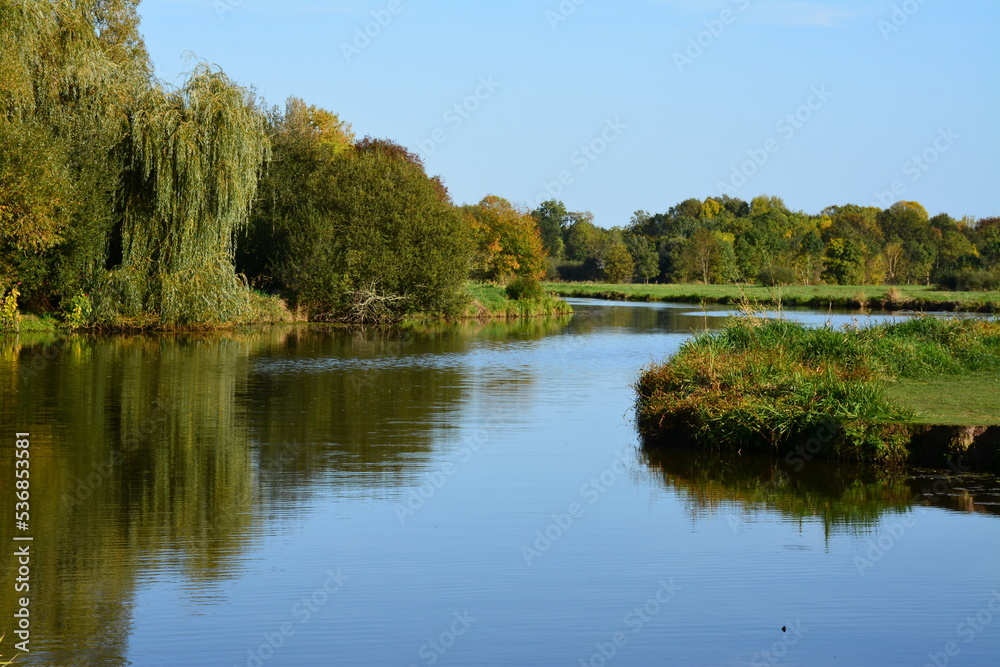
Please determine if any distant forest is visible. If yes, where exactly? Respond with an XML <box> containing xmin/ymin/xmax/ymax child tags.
<box><xmin>535</xmin><ymin>196</ymin><xmax>1000</xmax><ymax>290</ymax></box>
<box><xmin>1</xmin><ymin>1</ymin><xmax>997</xmax><ymax>328</ymax></box>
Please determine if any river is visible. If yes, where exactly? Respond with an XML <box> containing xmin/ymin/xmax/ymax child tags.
<box><xmin>1</xmin><ymin>299</ymin><xmax>998</xmax><ymax>666</ymax></box>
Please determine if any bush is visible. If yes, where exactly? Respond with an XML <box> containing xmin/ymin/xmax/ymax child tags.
<box><xmin>937</xmin><ymin>268</ymin><xmax>1000</xmax><ymax>292</ymax></box>
<box><xmin>1</xmin><ymin>286</ymin><xmax>21</xmax><ymax>332</ymax></box>
<box><xmin>505</xmin><ymin>277</ymin><xmax>545</xmax><ymax>301</ymax></box>
<box><xmin>757</xmin><ymin>266</ymin><xmax>797</xmax><ymax>287</ymax></box>
<box><xmin>61</xmin><ymin>293</ymin><xmax>93</xmax><ymax>329</ymax></box>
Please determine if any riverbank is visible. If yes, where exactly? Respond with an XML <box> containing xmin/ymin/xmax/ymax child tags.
<box><xmin>1</xmin><ymin>283</ymin><xmax>570</xmax><ymax>334</ymax></box>
<box><xmin>460</xmin><ymin>283</ymin><xmax>572</xmax><ymax>320</ymax></box>
<box><xmin>546</xmin><ymin>282</ymin><xmax>1000</xmax><ymax>313</ymax></box>
<box><xmin>635</xmin><ymin>316</ymin><xmax>1000</xmax><ymax>471</ymax></box>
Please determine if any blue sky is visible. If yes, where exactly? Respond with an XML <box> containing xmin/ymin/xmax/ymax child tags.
<box><xmin>138</xmin><ymin>0</ymin><xmax>999</xmax><ymax>225</ymax></box>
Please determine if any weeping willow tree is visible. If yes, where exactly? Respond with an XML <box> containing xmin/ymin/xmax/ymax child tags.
<box><xmin>97</xmin><ymin>64</ymin><xmax>270</xmax><ymax>327</ymax></box>
<box><xmin>0</xmin><ymin>0</ymin><xmax>150</xmax><ymax>305</ymax></box>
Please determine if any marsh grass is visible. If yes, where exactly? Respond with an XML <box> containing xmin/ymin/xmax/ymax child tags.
<box><xmin>636</xmin><ymin>316</ymin><xmax>1000</xmax><ymax>464</ymax></box>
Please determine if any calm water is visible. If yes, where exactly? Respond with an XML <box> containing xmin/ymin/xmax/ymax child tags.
<box><xmin>1</xmin><ymin>300</ymin><xmax>999</xmax><ymax>667</ymax></box>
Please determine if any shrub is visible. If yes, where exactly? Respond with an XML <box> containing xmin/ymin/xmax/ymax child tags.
<box><xmin>61</xmin><ymin>293</ymin><xmax>94</xmax><ymax>329</ymax></box>
<box><xmin>1</xmin><ymin>286</ymin><xmax>20</xmax><ymax>332</ymax></box>
<box><xmin>937</xmin><ymin>268</ymin><xmax>1000</xmax><ymax>292</ymax></box>
<box><xmin>505</xmin><ymin>277</ymin><xmax>545</xmax><ymax>301</ymax></box>
<box><xmin>757</xmin><ymin>266</ymin><xmax>797</xmax><ymax>287</ymax></box>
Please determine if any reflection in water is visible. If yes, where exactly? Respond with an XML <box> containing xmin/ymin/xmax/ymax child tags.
<box><xmin>0</xmin><ymin>319</ymin><xmax>569</xmax><ymax>665</ymax></box>
<box><xmin>642</xmin><ymin>447</ymin><xmax>1000</xmax><ymax>537</ymax></box>
<box><xmin>0</xmin><ymin>302</ymin><xmax>997</xmax><ymax>666</ymax></box>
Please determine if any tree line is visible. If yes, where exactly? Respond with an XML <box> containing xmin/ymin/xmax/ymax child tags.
<box><xmin>0</xmin><ymin>0</ymin><xmax>547</xmax><ymax>327</ymax></box>
<box><xmin>2</xmin><ymin>2</ymin><xmax>996</xmax><ymax>329</ymax></box>
<box><xmin>532</xmin><ymin>196</ymin><xmax>999</xmax><ymax>290</ymax></box>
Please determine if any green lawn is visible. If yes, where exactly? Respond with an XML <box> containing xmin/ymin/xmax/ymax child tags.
<box><xmin>545</xmin><ymin>282</ymin><xmax>1000</xmax><ymax>311</ymax></box>
<box><xmin>887</xmin><ymin>371</ymin><xmax>1000</xmax><ymax>426</ymax></box>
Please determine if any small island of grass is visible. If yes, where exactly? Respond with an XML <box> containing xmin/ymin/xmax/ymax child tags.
<box><xmin>635</xmin><ymin>316</ymin><xmax>1000</xmax><ymax>471</ymax></box>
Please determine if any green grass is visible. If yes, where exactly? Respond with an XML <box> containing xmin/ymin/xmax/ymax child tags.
<box><xmin>546</xmin><ymin>282</ymin><xmax>1000</xmax><ymax>312</ymax></box>
<box><xmin>636</xmin><ymin>316</ymin><xmax>1000</xmax><ymax>465</ymax></box>
<box><xmin>6</xmin><ymin>314</ymin><xmax>61</xmax><ymax>333</ymax></box>
<box><xmin>461</xmin><ymin>283</ymin><xmax>572</xmax><ymax>319</ymax></box>
<box><xmin>888</xmin><ymin>371</ymin><xmax>1000</xmax><ymax>426</ymax></box>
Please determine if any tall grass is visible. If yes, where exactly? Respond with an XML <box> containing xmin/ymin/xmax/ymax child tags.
<box><xmin>636</xmin><ymin>316</ymin><xmax>1000</xmax><ymax>464</ymax></box>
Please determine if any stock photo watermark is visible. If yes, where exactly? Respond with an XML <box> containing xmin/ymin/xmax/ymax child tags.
<box><xmin>8</xmin><ymin>433</ymin><xmax>33</xmax><ymax>657</ymax></box>
<box><xmin>546</xmin><ymin>0</ymin><xmax>589</xmax><ymax>31</ymax></box>
<box><xmin>878</xmin><ymin>0</ymin><xmax>932</xmax><ymax>40</ymax></box>
<box><xmin>872</xmin><ymin>127</ymin><xmax>959</xmax><ymax>208</ymax></box>
<box><xmin>920</xmin><ymin>589</ymin><xmax>1000</xmax><ymax>667</ymax></box>
<box><xmin>521</xmin><ymin>445</ymin><xmax>632</xmax><ymax>566</ymax></box>
<box><xmin>673</xmin><ymin>0</ymin><xmax>753</xmax><ymax>72</ymax></box>
<box><xmin>527</xmin><ymin>117</ymin><xmax>627</xmax><ymax>210</ymax></box>
<box><xmin>750</xmin><ymin>621</ymin><xmax>808</xmax><ymax>667</ymax></box>
<box><xmin>717</xmin><ymin>84</ymin><xmax>833</xmax><ymax>195</ymax></box>
<box><xmin>233</xmin><ymin>568</ymin><xmax>350</xmax><ymax>667</ymax></box>
<box><xmin>395</xmin><ymin>408</ymin><xmax>510</xmax><ymax>524</ymax></box>
<box><xmin>415</xmin><ymin>75</ymin><xmax>502</xmax><ymax>160</ymax></box>
<box><xmin>341</xmin><ymin>0</ymin><xmax>406</xmax><ymax>63</ymax></box>
<box><xmin>576</xmin><ymin>578</ymin><xmax>681</xmax><ymax>667</ymax></box>
<box><xmin>214</xmin><ymin>0</ymin><xmax>245</xmax><ymax>21</ymax></box>
<box><xmin>407</xmin><ymin>611</ymin><xmax>477</xmax><ymax>667</ymax></box>
<box><xmin>853</xmin><ymin>514</ymin><xmax>917</xmax><ymax>576</ymax></box>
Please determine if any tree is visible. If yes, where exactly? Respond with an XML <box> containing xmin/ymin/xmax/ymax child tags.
<box><xmin>465</xmin><ymin>196</ymin><xmax>546</xmax><ymax>285</ymax></box>
<box><xmin>603</xmin><ymin>243</ymin><xmax>635</xmax><ymax>284</ymax></box>
<box><xmin>677</xmin><ymin>228</ymin><xmax>726</xmax><ymax>284</ymax></box>
<box><xmin>564</xmin><ymin>218</ymin><xmax>603</xmax><ymax>262</ymax></box>
<box><xmin>239</xmin><ymin>97</ymin><xmax>355</xmax><ymax>290</ymax></box>
<box><xmin>822</xmin><ymin>238</ymin><xmax>865</xmax><ymax>285</ymax></box>
<box><xmin>0</xmin><ymin>0</ymin><xmax>151</xmax><ymax>307</ymax></box>
<box><xmin>97</xmin><ymin>64</ymin><xmax>270</xmax><ymax>326</ymax></box>
<box><xmin>282</xmin><ymin>142</ymin><xmax>472</xmax><ymax>320</ymax></box>
<box><xmin>883</xmin><ymin>241</ymin><xmax>906</xmax><ymax>284</ymax></box>
<box><xmin>530</xmin><ymin>200</ymin><xmax>568</xmax><ymax>260</ymax></box>
<box><xmin>625</xmin><ymin>233</ymin><xmax>659</xmax><ymax>283</ymax></box>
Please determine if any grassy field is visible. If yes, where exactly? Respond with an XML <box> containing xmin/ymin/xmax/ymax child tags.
<box><xmin>546</xmin><ymin>282</ymin><xmax>1000</xmax><ymax>312</ymax></box>
<box><xmin>636</xmin><ymin>316</ymin><xmax>1000</xmax><ymax>465</ymax></box>
<box><xmin>888</xmin><ymin>371</ymin><xmax>1000</xmax><ymax>426</ymax></box>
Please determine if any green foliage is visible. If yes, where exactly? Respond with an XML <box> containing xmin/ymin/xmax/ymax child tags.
<box><xmin>823</xmin><ymin>238</ymin><xmax>865</xmax><ymax>285</ymax></box>
<box><xmin>280</xmin><ymin>142</ymin><xmax>472</xmax><ymax>321</ymax></box>
<box><xmin>465</xmin><ymin>283</ymin><xmax>570</xmax><ymax>319</ymax></box>
<box><xmin>1</xmin><ymin>286</ymin><xmax>20</xmax><ymax>332</ymax></box>
<box><xmin>602</xmin><ymin>243</ymin><xmax>635</xmax><ymax>283</ymax></box>
<box><xmin>758</xmin><ymin>266</ymin><xmax>796</xmax><ymax>286</ymax></box>
<box><xmin>95</xmin><ymin>64</ymin><xmax>269</xmax><ymax>327</ymax></box>
<box><xmin>636</xmin><ymin>317</ymin><xmax>1000</xmax><ymax>464</ymax></box>
<box><xmin>505</xmin><ymin>277</ymin><xmax>545</xmax><ymax>301</ymax></box>
<box><xmin>61</xmin><ymin>293</ymin><xmax>93</xmax><ymax>329</ymax></box>
<box><xmin>937</xmin><ymin>268</ymin><xmax>1000</xmax><ymax>292</ymax></box>
<box><xmin>0</xmin><ymin>0</ymin><xmax>151</xmax><ymax>308</ymax></box>
<box><xmin>530</xmin><ymin>200</ymin><xmax>569</xmax><ymax>260</ymax></box>
<box><xmin>466</xmin><ymin>196</ymin><xmax>546</xmax><ymax>285</ymax></box>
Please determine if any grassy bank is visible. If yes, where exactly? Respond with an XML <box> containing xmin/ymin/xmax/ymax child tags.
<box><xmin>547</xmin><ymin>282</ymin><xmax>1000</xmax><ymax>312</ymax></box>
<box><xmin>460</xmin><ymin>283</ymin><xmax>572</xmax><ymax>319</ymax></box>
<box><xmin>636</xmin><ymin>316</ymin><xmax>1000</xmax><ymax>466</ymax></box>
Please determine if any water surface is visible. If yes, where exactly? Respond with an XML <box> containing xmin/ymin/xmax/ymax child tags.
<box><xmin>1</xmin><ymin>301</ymin><xmax>998</xmax><ymax>666</ymax></box>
